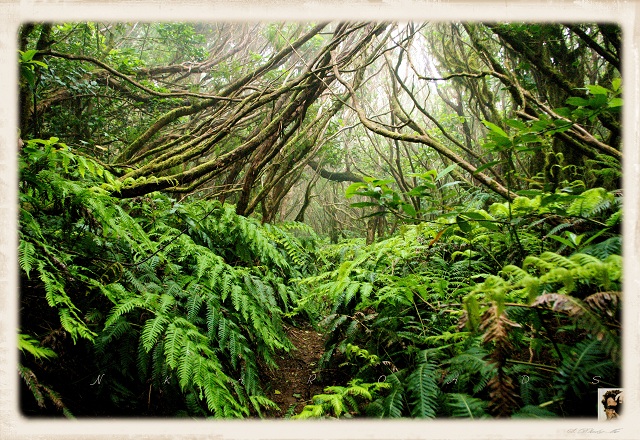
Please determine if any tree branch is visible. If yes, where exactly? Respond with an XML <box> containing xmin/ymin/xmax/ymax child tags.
<box><xmin>331</xmin><ymin>51</ymin><xmax>517</xmax><ymax>201</ymax></box>
<box><xmin>306</xmin><ymin>160</ymin><xmax>363</xmax><ymax>183</ymax></box>
<box><xmin>39</xmin><ymin>50</ymin><xmax>243</xmax><ymax>102</ymax></box>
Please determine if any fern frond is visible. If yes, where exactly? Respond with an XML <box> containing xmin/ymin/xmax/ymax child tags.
<box><xmin>582</xmin><ymin>236</ymin><xmax>621</xmax><ymax>259</ymax></box>
<box><xmin>345</xmin><ymin>384</ymin><xmax>372</xmax><ymax>400</ymax></box>
<box><xmin>316</xmin><ymin>391</ymin><xmax>346</xmax><ymax>417</ymax></box>
<box><xmin>479</xmin><ymin>305</ymin><xmax>520</xmax><ymax>347</ymax></box>
<box><xmin>532</xmin><ymin>293</ymin><xmax>620</xmax><ymax>361</ymax></box>
<box><xmin>164</xmin><ymin>323</ymin><xmax>184</xmax><ymax>369</ymax></box>
<box><xmin>554</xmin><ymin>338</ymin><xmax>616</xmax><ymax>398</ymax></box>
<box><xmin>486</xmin><ymin>369</ymin><xmax>519</xmax><ymax>418</ymax></box>
<box><xmin>186</xmin><ymin>293</ymin><xmax>203</xmax><ymax>322</ymax></box>
<box><xmin>136</xmin><ymin>336</ymin><xmax>150</xmax><ymax>380</ymax></box>
<box><xmin>584</xmin><ymin>291</ymin><xmax>620</xmax><ymax>321</ymax></box>
<box><xmin>19</xmin><ymin>364</ymin><xmax>73</xmax><ymax>417</ymax></box>
<box><xmin>294</xmin><ymin>403</ymin><xmax>326</xmax><ymax>419</ymax></box>
<box><xmin>19</xmin><ymin>240</ymin><xmax>37</xmax><ymax>277</ymax></box>
<box><xmin>566</xmin><ymin>188</ymin><xmax>614</xmax><ymax>218</ymax></box>
<box><xmin>407</xmin><ymin>359</ymin><xmax>439</xmax><ymax>418</ymax></box>
<box><xmin>94</xmin><ymin>316</ymin><xmax>130</xmax><ymax>355</ymax></box>
<box><xmin>19</xmin><ymin>364</ymin><xmax>45</xmax><ymax>407</ymax></box>
<box><xmin>249</xmin><ymin>395</ymin><xmax>280</xmax><ymax>415</ymax></box>
<box><xmin>512</xmin><ymin>405</ymin><xmax>558</xmax><ymax>418</ymax></box>
<box><xmin>18</xmin><ymin>333</ymin><xmax>57</xmax><ymax>360</ymax></box>
<box><xmin>320</xmin><ymin>314</ymin><xmax>348</xmax><ymax>334</ymax></box>
<box><xmin>381</xmin><ymin>373</ymin><xmax>405</xmax><ymax>418</ymax></box>
<box><xmin>445</xmin><ymin>393</ymin><xmax>489</xmax><ymax>418</ymax></box>
<box><xmin>104</xmin><ymin>295</ymin><xmax>144</xmax><ymax>329</ymax></box>
<box><xmin>545</xmin><ymin>222</ymin><xmax>573</xmax><ymax>238</ymax></box>
<box><xmin>58</xmin><ymin>307</ymin><xmax>97</xmax><ymax>343</ymax></box>
<box><xmin>177</xmin><ymin>341</ymin><xmax>196</xmax><ymax>390</ymax></box>
<box><xmin>141</xmin><ymin>314</ymin><xmax>169</xmax><ymax>352</ymax></box>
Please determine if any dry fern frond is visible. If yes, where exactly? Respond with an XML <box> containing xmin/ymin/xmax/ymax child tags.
<box><xmin>532</xmin><ymin>292</ymin><xmax>620</xmax><ymax>362</ymax></box>
<box><xmin>479</xmin><ymin>304</ymin><xmax>521</xmax><ymax>417</ymax></box>
<box><xmin>479</xmin><ymin>305</ymin><xmax>521</xmax><ymax>350</ymax></box>
<box><xmin>584</xmin><ymin>291</ymin><xmax>620</xmax><ymax>321</ymax></box>
<box><xmin>487</xmin><ymin>370</ymin><xmax>519</xmax><ymax>418</ymax></box>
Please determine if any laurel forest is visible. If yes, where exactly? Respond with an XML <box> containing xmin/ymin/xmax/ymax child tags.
<box><xmin>17</xmin><ymin>22</ymin><xmax>622</xmax><ymax>419</ymax></box>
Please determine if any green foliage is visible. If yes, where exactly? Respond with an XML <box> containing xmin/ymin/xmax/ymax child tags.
<box><xmin>512</xmin><ymin>405</ymin><xmax>558</xmax><ymax>418</ymax></box>
<box><xmin>553</xmin><ymin>338</ymin><xmax>616</xmax><ymax>402</ymax></box>
<box><xmin>304</xmin><ymin>187</ymin><xmax>621</xmax><ymax>418</ymax></box>
<box><xmin>18</xmin><ymin>141</ymin><xmax>315</xmax><ymax>417</ymax></box>
<box><xmin>345</xmin><ymin>167</ymin><xmax>461</xmax><ymax>223</ymax></box>
<box><xmin>19</xmin><ymin>333</ymin><xmax>58</xmax><ymax>360</ymax></box>
<box><xmin>19</xmin><ymin>49</ymin><xmax>48</xmax><ymax>90</ymax></box>
<box><xmin>294</xmin><ymin>379</ymin><xmax>389</xmax><ymax>419</ymax></box>
<box><xmin>19</xmin><ymin>140</ymin><xmax>622</xmax><ymax>419</ymax></box>
<box><xmin>445</xmin><ymin>393</ymin><xmax>489</xmax><ymax>419</ymax></box>
<box><xmin>406</xmin><ymin>351</ymin><xmax>440</xmax><ymax>418</ymax></box>
<box><xmin>18</xmin><ymin>21</ymin><xmax>622</xmax><ymax>420</ymax></box>
<box><xmin>18</xmin><ymin>330</ymin><xmax>72</xmax><ymax>418</ymax></box>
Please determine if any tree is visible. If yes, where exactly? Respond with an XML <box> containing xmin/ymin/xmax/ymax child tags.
<box><xmin>18</xmin><ymin>21</ymin><xmax>622</xmax><ymax>419</ymax></box>
<box><xmin>21</xmin><ymin>23</ymin><xmax>391</xmax><ymax>222</ymax></box>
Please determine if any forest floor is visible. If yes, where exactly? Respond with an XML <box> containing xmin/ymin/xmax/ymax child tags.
<box><xmin>263</xmin><ymin>323</ymin><xmax>327</xmax><ymax>417</ymax></box>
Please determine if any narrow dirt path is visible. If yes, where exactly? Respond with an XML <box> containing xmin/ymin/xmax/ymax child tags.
<box><xmin>263</xmin><ymin>323</ymin><xmax>326</xmax><ymax>417</ymax></box>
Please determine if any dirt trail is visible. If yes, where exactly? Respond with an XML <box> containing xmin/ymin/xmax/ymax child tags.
<box><xmin>263</xmin><ymin>323</ymin><xmax>327</xmax><ymax>417</ymax></box>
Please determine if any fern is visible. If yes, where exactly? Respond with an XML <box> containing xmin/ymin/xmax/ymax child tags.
<box><xmin>249</xmin><ymin>395</ymin><xmax>280</xmax><ymax>416</ymax></box>
<box><xmin>582</xmin><ymin>236</ymin><xmax>621</xmax><ymax>259</ymax></box>
<box><xmin>293</xmin><ymin>379</ymin><xmax>388</xmax><ymax>419</ymax></box>
<box><xmin>19</xmin><ymin>364</ymin><xmax>74</xmax><ymax>418</ymax></box>
<box><xmin>18</xmin><ymin>137</ymin><xmax>621</xmax><ymax>418</ymax></box>
<box><xmin>18</xmin><ymin>333</ymin><xmax>57</xmax><ymax>360</ymax></box>
<box><xmin>445</xmin><ymin>393</ymin><xmax>489</xmax><ymax>418</ymax></box>
<box><xmin>406</xmin><ymin>352</ymin><xmax>439</xmax><ymax>418</ymax></box>
<box><xmin>566</xmin><ymin>188</ymin><xmax>614</xmax><ymax>218</ymax></box>
<box><xmin>512</xmin><ymin>405</ymin><xmax>558</xmax><ymax>418</ymax></box>
<box><xmin>103</xmin><ymin>295</ymin><xmax>145</xmax><ymax>328</ymax></box>
<box><xmin>532</xmin><ymin>292</ymin><xmax>620</xmax><ymax>362</ymax></box>
<box><xmin>381</xmin><ymin>373</ymin><xmax>405</xmax><ymax>418</ymax></box>
<box><xmin>94</xmin><ymin>316</ymin><xmax>131</xmax><ymax>354</ymax></box>
<box><xmin>445</xmin><ymin>345</ymin><xmax>494</xmax><ymax>395</ymax></box>
<box><xmin>141</xmin><ymin>314</ymin><xmax>170</xmax><ymax>352</ymax></box>
<box><xmin>554</xmin><ymin>338</ymin><xmax>616</xmax><ymax>400</ymax></box>
<box><xmin>18</xmin><ymin>240</ymin><xmax>37</xmax><ymax>278</ymax></box>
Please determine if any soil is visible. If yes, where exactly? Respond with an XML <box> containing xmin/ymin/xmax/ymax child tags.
<box><xmin>263</xmin><ymin>323</ymin><xmax>328</xmax><ymax>417</ymax></box>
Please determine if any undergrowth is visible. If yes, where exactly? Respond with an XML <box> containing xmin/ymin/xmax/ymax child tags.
<box><xmin>19</xmin><ymin>138</ymin><xmax>317</xmax><ymax>417</ymax></box>
<box><xmin>296</xmin><ymin>183</ymin><xmax>621</xmax><ymax>418</ymax></box>
<box><xmin>18</xmin><ymin>137</ymin><xmax>622</xmax><ymax>419</ymax></box>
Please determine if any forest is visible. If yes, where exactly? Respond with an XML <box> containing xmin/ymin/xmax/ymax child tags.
<box><xmin>17</xmin><ymin>21</ymin><xmax>622</xmax><ymax>419</ymax></box>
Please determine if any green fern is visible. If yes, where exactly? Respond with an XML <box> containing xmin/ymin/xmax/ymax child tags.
<box><xmin>381</xmin><ymin>373</ymin><xmax>405</xmax><ymax>418</ymax></box>
<box><xmin>293</xmin><ymin>379</ymin><xmax>389</xmax><ymax>419</ymax></box>
<box><xmin>554</xmin><ymin>338</ymin><xmax>616</xmax><ymax>400</ymax></box>
<box><xmin>566</xmin><ymin>188</ymin><xmax>614</xmax><ymax>218</ymax></box>
<box><xmin>103</xmin><ymin>295</ymin><xmax>145</xmax><ymax>328</ymax></box>
<box><xmin>18</xmin><ymin>240</ymin><xmax>37</xmax><ymax>278</ymax></box>
<box><xmin>141</xmin><ymin>314</ymin><xmax>170</xmax><ymax>352</ymax></box>
<box><xmin>445</xmin><ymin>393</ymin><xmax>489</xmax><ymax>418</ymax></box>
<box><xmin>511</xmin><ymin>404</ymin><xmax>558</xmax><ymax>418</ymax></box>
<box><xmin>406</xmin><ymin>351</ymin><xmax>440</xmax><ymax>418</ymax></box>
<box><xmin>18</xmin><ymin>333</ymin><xmax>57</xmax><ymax>360</ymax></box>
